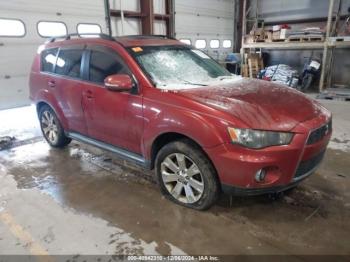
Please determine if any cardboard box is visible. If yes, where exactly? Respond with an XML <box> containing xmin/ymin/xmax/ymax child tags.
<box><xmin>272</xmin><ymin>31</ymin><xmax>280</xmax><ymax>40</ymax></box>
<box><xmin>272</xmin><ymin>25</ymin><xmax>281</xmax><ymax>32</ymax></box>
<box><xmin>264</xmin><ymin>31</ymin><xmax>273</xmax><ymax>42</ymax></box>
<box><xmin>280</xmin><ymin>28</ymin><xmax>290</xmax><ymax>40</ymax></box>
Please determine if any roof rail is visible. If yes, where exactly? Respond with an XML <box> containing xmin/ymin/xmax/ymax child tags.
<box><xmin>116</xmin><ymin>34</ymin><xmax>177</xmax><ymax>40</ymax></box>
<box><xmin>47</xmin><ymin>33</ymin><xmax>115</xmax><ymax>43</ymax></box>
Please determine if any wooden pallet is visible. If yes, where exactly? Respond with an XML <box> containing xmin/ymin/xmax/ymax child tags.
<box><xmin>287</xmin><ymin>35</ymin><xmax>325</xmax><ymax>42</ymax></box>
<box><xmin>271</xmin><ymin>39</ymin><xmax>285</xmax><ymax>42</ymax></box>
<box><xmin>329</xmin><ymin>36</ymin><xmax>350</xmax><ymax>42</ymax></box>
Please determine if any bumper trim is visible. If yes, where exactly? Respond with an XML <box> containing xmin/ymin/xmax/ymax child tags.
<box><xmin>221</xmin><ymin>172</ymin><xmax>314</xmax><ymax>196</ymax></box>
<box><xmin>292</xmin><ymin>160</ymin><xmax>322</xmax><ymax>182</ymax></box>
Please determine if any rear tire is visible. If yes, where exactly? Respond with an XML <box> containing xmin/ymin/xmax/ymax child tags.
<box><xmin>39</xmin><ymin>105</ymin><xmax>71</xmax><ymax>148</ymax></box>
<box><xmin>155</xmin><ymin>139</ymin><xmax>219</xmax><ymax>210</ymax></box>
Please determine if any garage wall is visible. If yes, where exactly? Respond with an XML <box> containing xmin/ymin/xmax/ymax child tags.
<box><xmin>1</xmin><ymin>0</ymin><xmax>236</xmax><ymax>110</ymax></box>
<box><xmin>175</xmin><ymin>0</ymin><xmax>235</xmax><ymax>60</ymax></box>
<box><xmin>109</xmin><ymin>0</ymin><xmax>141</xmax><ymax>36</ymax></box>
<box><xmin>0</xmin><ymin>0</ymin><xmax>106</xmax><ymax>110</ymax></box>
<box><xmin>109</xmin><ymin>0</ymin><xmax>168</xmax><ymax>36</ymax></box>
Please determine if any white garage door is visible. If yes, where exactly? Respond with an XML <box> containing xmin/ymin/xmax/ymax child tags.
<box><xmin>174</xmin><ymin>0</ymin><xmax>235</xmax><ymax>61</ymax></box>
<box><xmin>0</xmin><ymin>0</ymin><xmax>106</xmax><ymax>110</ymax></box>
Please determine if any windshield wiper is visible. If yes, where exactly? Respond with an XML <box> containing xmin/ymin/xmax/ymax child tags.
<box><xmin>217</xmin><ymin>75</ymin><xmax>237</xmax><ymax>81</ymax></box>
<box><xmin>178</xmin><ymin>78</ymin><xmax>208</xmax><ymax>86</ymax></box>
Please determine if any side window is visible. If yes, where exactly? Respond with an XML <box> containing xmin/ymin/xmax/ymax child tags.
<box><xmin>77</xmin><ymin>23</ymin><xmax>102</xmax><ymax>36</ymax></box>
<box><xmin>0</xmin><ymin>18</ymin><xmax>26</xmax><ymax>37</ymax></box>
<box><xmin>89</xmin><ymin>50</ymin><xmax>129</xmax><ymax>84</ymax></box>
<box><xmin>222</xmin><ymin>40</ymin><xmax>232</xmax><ymax>48</ymax></box>
<box><xmin>37</xmin><ymin>21</ymin><xmax>67</xmax><ymax>38</ymax></box>
<box><xmin>210</xmin><ymin>39</ymin><xmax>220</xmax><ymax>49</ymax></box>
<box><xmin>41</xmin><ymin>48</ymin><xmax>59</xmax><ymax>73</ymax></box>
<box><xmin>195</xmin><ymin>39</ymin><xmax>206</xmax><ymax>49</ymax></box>
<box><xmin>55</xmin><ymin>49</ymin><xmax>84</xmax><ymax>78</ymax></box>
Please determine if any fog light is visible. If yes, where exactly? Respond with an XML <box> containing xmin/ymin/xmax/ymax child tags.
<box><xmin>255</xmin><ymin>168</ymin><xmax>266</xmax><ymax>182</ymax></box>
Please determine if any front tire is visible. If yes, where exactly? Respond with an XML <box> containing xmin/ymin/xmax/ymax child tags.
<box><xmin>155</xmin><ymin>139</ymin><xmax>219</xmax><ymax>210</ymax></box>
<box><xmin>39</xmin><ymin>105</ymin><xmax>71</xmax><ymax>148</ymax></box>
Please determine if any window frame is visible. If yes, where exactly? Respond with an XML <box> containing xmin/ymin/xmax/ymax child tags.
<box><xmin>222</xmin><ymin>39</ymin><xmax>232</xmax><ymax>49</ymax></box>
<box><xmin>0</xmin><ymin>17</ymin><xmax>26</xmax><ymax>38</ymax></box>
<box><xmin>209</xmin><ymin>39</ymin><xmax>220</xmax><ymax>49</ymax></box>
<box><xmin>40</xmin><ymin>47</ymin><xmax>59</xmax><ymax>73</ymax></box>
<box><xmin>37</xmin><ymin>20</ymin><xmax>68</xmax><ymax>38</ymax></box>
<box><xmin>76</xmin><ymin>23</ymin><xmax>102</xmax><ymax>36</ymax></box>
<box><xmin>54</xmin><ymin>47</ymin><xmax>86</xmax><ymax>79</ymax></box>
<box><xmin>84</xmin><ymin>45</ymin><xmax>134</xmax><ymax>87</ymax></box>
<box><xmin>195</xmin><ymin>39</ymin><xmax>207</xmax><ymax>49</ymax></box>
<box><xmin>40</xmin><ymin>46</ymin><xmax>87</xmax><ymax>83</ymax></box>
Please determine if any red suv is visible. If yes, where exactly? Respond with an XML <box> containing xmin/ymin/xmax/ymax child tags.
<box><xmin>29</xmin><ymin>34</ymin><xmax>332</xmax><ymax>210</ymax></box>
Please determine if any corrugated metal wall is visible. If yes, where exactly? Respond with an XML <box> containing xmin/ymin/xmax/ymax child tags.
<box><xmin>256</xmin><ymin>0</ymin><xmax>349</xmax><ymax>22</ymax></box>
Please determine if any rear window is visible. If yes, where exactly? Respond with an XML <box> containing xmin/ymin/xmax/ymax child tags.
<box><xmin>41</xmin><ymin>48</ymin><xmax>59</xmax><ymax>73</ymax></box>
<box><xmin>55</xmin><ymin>49</ymin><xmax>84</xmax><ymax>78</ymax></box>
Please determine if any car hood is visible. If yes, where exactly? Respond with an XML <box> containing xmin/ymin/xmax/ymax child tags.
<box><xmin>176</xmin><ymin>78</ymin><xmax>329</xmax><ymax>131</ymax></box>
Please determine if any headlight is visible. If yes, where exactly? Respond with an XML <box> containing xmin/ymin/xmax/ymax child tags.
<box><xmin>228</xmin><ymin>127</ymin><xmax>293</xmax><ymax>149</ymax></box>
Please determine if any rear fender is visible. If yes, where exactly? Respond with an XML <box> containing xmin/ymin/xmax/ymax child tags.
<box><xmin>35</xmin><ymin>90</ymin><xmax>68</xmax><ymax>130</ymax></box>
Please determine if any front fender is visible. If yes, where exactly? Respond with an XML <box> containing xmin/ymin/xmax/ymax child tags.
<box><xmin>142</xmin><ymin>105</ymin><xmax>228</xmax><ymax>160</ymax></box>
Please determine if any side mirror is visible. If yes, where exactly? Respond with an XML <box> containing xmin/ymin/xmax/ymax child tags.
<box><xmin>104</xmin><ymin>74</ymin><xmax>133</xmax><ymax>92</ymax></box>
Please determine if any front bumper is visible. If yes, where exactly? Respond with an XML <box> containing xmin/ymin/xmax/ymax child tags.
<box><xmin>205</xmin><ymin>118</ymin><xmax>331</xmax><ymax>194</ymax></box>
<box><xmin>221</xmin><ymin>155</ymin><xmax>322</xmax><ymax>196</ymax></box>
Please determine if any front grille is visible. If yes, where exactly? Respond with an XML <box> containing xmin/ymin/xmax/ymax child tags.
<box><xmin>294</xmin><ymin>150</ymin><xmax>325</xmax><ymax>179</ymax></box>
<box><xmin>307</xmin><ymin>119</ymin><xmax>332</xmax><ymax>145</ymax></box>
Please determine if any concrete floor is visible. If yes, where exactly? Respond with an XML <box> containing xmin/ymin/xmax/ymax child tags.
<box><xmin>0</xmin><ymin>99</ymin><xmax>349</xmax><ymax>258</ymax></box>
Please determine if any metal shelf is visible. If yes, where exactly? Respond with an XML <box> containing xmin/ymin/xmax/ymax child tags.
<box><xmin>242</xmin><ymin>41</ymin><xmax>325</xmax><ymax>50</ymax></box>
<box><xmin>328</xmin><ymin>41</ymin><xmax>350</xmax><ymax>49</ymax></box>
<box><xmin>242</xmin><ymin>41</ymin><xmax>350</xmax><ymax>50</ymax></box>
<box><xmin>240</xmin><ymin>0</ymin><xmax>349</xmax><ymax>92</ymax></box>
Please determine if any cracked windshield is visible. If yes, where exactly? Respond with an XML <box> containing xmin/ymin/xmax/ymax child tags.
<box><xmin>130</xmin><ymin>45</ymin><xmax>239</xmax><ymax>89</ymax></box>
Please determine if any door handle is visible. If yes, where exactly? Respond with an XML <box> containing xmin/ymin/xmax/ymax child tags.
<box><xmin>48</xmin><ymin>80</ymin><xmax>56</xmax><ymax>88</ymax></box>
<box><xmin>84</xmin><ymin>90</ymin><xmax>94</xmax><ymax>99</ymax></box>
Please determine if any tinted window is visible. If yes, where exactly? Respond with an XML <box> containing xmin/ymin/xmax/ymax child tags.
<box><xmin>89</xmin><ymin>50</ymin><xmax>129</xmax><ymax>84</ymax></box>
<box><xmin>41</xmin><ymin>48</ymin><xmax>58</xmax><ymax>73</ymax></box>
<box><xmin>55</xmin><ymin>49</ymin><xmax>84</xmax><ymax>78</ymax></box>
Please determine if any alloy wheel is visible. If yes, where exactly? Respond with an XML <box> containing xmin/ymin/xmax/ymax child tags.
<box><xmin>161</xmin><ymin>153</ymin><xmax>204</xmax><ymax>204</ymax></box>
<box><xmin>41</xmin><ymin>110</ymin><xmax>59</xmax><ymax>144</ymax></box>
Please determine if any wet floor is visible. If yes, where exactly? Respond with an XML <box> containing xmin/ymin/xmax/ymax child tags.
<box><xmin>0</xmin><ymin>101</ymin><xmax>349</xmax><ymax>257</ymax></box>
<box><xmin>1</xmin><ymin>140</ymin><xmax>350</xmax><ymax>256</ymax></box>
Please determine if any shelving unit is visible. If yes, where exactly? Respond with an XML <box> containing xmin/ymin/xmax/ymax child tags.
<box><xmin>240</xmin><ymin>0</ymin><xmax>349</xmax><ymax>92</ymax></box>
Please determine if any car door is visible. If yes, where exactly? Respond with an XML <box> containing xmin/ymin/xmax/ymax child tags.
<box><xmin>52</xmin><ymin>45</ymin><xmax>88</xmax><ymax>135</ymax></box>
<box><xmin>81</xmin><ymin>45</ymin><xmax>143</xmax><ymax>154</ymax></box>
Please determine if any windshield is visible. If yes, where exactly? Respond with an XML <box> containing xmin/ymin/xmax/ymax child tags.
<box><xmin>128</xmin><ymin>45</ymin><xmax>235</xmax><ymax>89</ymax></box>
